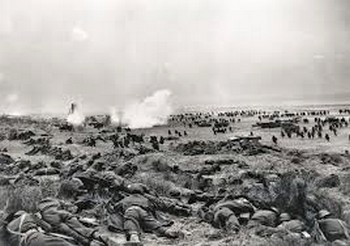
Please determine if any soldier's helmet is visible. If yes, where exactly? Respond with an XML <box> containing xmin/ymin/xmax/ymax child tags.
<box><xmin>71</xmin><ymin>178</ymin><xmax>84</xmax><ymax>190</ymax></box>
<box><xmin>214</xmin><ymin>198</ymin><xmax>254</xmax><ymax>214</ymax></box>
<box><xmin>279</xmin><ymin>213</ymin><xmax>291</xmax><ymax>223</ymax></box>
<box><xmin>318</xmin><ymin>209</ymin><xmax>332</xmax><ymax>219</ymax></box>
<box><xmin>127</xmin><ymin>183</ymin><xmax>149</xmax><ymax>194</ymax></box>
<box><xmin>38</xmin><ymin>198</ymin><xmax>60</xmax><ymax>211</ymax></box>
<box><xmin>270</xmin><ymin>207</ymin><xmax>280</xmax><ymax>215</ymax></box>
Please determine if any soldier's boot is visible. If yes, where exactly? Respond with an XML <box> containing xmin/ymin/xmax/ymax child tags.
<box><xmin>124</xmin><ymin>232</ymin><xmax>142</xmax><ymax>246</ymax></box>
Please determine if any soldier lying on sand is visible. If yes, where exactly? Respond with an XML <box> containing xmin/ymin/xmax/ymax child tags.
<box><xmin>107</xmin><ymin>183</ymin><xmax>192</xmax><ymax>245</ymax></box>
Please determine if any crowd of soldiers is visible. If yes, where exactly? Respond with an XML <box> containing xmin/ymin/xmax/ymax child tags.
<box><xmin>1</xmin><ymin>152</ymin><xmax>349</xmax><ymax>245</ymax></box>
<box><xmin>168</xmin><ymin>109</ymin><xmax>350</xmax><ymax>142</ymax></box>
<box><xmin>1</xmin><ymin>169</ymin><xmax>346</xmax><ymax>245</ymax></box>
<box><xmin>194</xmin><ymin>170</ymin><xmax>350</xmax><ymax>245</ymax></box>
<box><xmin>275</xmin><ymin>116</ymin><xmax>350</xmax><ymax>144</ymax></box>
<box><xmin>0</xmin><ymin>158</ymin><xmax>194</xmax><ymax>246</ymax></box>
<box><xmin>0</xmin><ymin>109</ymin><xmax>350</xmax><ymax>245</ymax></box>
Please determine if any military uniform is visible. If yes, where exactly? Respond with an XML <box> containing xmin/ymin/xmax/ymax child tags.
<box><xmin>38</xmin><ymin>198</ymin><xmax>96</xmax><ymax>245</ymax></box>
<box><xmin>248</xmin><ymin>210</ymin><xmax>278</xmax><ymax>227</ymax></box>
<box><xmin>109</xmin><ymin>192</ymin><xmax>191</xmax><ymax>241</ymax></box>
<box><xmin>101</xmin><ymin>171</ymin><xmax>126</xmax><ymax>189</ymax></box>
<box><xmin>277</xmin><ymin>220</ymin><xmax>305</xmax><ymax>233</ymax></box>
<box><xmin>117</xmin><ymin>194</ymin><xmax>172</xmax><ymax>237</ymax></box>
<box><xmin>124</xmin><ymin>205</ymin><xmax>168</xmax><ymax>236</ymax></box>
<box><xmin>212</xmin><ymin>207</ymin><xmax>240</xmax><ymax>232</ymax></box>
<box><xmin>75</xmin><ymin>170</ymin><xmax>126</xmax><ymax>193</ymax></box>
<box><xmin>319</xmin><ymin>218</ymin><xmax>350</xmax><ymax>242</ymax></box>
<box><xmin>213</xmin><ymin>198</ymin><xmax>255</xmax><ymax>215</ymax></box>
<box><xmin>209</xmin><ymin>198</ymin><xmax>255</xmax><ymax>231</ymax></box>
<box><xmin>6</xmin><ymin>212</ymin><xmax>76</xmax><ymax>246</ymax></box>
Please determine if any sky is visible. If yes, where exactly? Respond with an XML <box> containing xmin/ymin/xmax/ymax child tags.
<box><xmin>0</xmin><ymin>0</ymin><xmax>350</xmax><ymax>114</ymax></box>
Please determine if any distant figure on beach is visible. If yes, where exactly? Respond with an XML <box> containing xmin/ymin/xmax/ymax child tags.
<box><xmin>325</xmin><ymin>133</ymin><xmax>330</xmax><ymax>142</ymax></box>
<box><xmin>272</xmin><ymin>135</ymin><xmax>278</xmax><ymax>145</ymax></box>
<box><xmin>69</xmin><ymin>102</ymin><xmax>76</xmax><ymax>115</ymax></box>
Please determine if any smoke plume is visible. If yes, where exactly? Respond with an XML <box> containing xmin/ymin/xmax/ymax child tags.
<box><xmin>112</xmin><ymin>89</ymin><xmax>173</xmax><ymax>129</ymax></box>
<box><xmin>67</xmin><ymin>102</ymin><xmax>85</xmax><ymax>125</ymax></box>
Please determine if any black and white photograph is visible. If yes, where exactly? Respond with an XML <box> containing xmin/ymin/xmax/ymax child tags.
<box><xmin>1</xmin><ymin>0</ymin><xmax>350</xmax><ymax>245</ymax></box>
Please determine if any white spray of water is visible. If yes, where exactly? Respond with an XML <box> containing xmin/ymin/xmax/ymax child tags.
<box><xmin>67</xmin><ymin>102</ymin><xmax>85</xmax><ymax>125</ymax></box>
<box><xmin>111</xmin><ymin>89</ymin><xmax>173</xmax><ymax>129</ymax></box>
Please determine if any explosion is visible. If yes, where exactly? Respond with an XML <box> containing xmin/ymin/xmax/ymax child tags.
<box><xmin>67</xmin><ymin>102</ymin><xmax>85</xmax><ymax>126</ymax></box>
<box><xmin>111</xmin><ymin>89</ymin><xmax>173</xmax><ymax>129</ymax></box>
